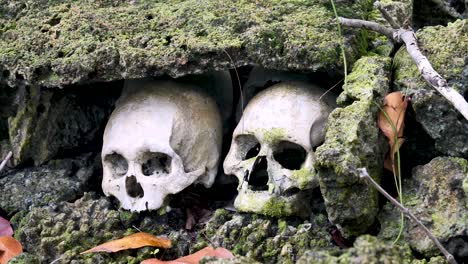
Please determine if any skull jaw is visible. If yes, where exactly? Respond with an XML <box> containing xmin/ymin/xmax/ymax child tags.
<box><xmin>234</xmin><ymin>189</ymin><xmax>312</xmax><ymax>218</ymax></box>
<box><xmin>103</xmin><ymin>180</ymin><xmax>170</xmax><ymax>212</ymax></box>
<box><xmin>114</xmin><ymin>193</ymin><xmax>169</xmax><ymax>212</ymax></box>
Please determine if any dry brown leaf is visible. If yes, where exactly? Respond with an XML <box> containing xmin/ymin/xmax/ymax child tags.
<box><xmin>378</xmin><ymin>92</ymin><xmax>408</xmax><ymax>172</ymax></box>
<box><xmin>0</xmin><ymin>236</ymin><xmax>23</xmax><ymax>264</ymax></box>
<box><xmin>141</xmin><ymin>246</ymin><xmax>234</xmax><ymax>264</ymax></box>
<box><xmin>81</xmin><ymin>232</ymin><xmax>171</xmax><ymax>254</ymax></box>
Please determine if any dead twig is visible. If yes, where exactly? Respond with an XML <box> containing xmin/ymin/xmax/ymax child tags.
<box><xmin>373</xmin><ymin>1</ymin><xmax>400</xmax><ymax>29</ymax></box>
<box><xmin>358</xmin><ymin>168</ymin><xmax>457</xmax><ymax>264</ymax></box>
<box><xmin>0</xmin><ymin>151</ymin><xmax>12</xmax><ymax>173</ymax></box>
<box><xmin>338</xmin><ymin>15</ymin><xmax>468</xmax><ymax>121</ymax></box>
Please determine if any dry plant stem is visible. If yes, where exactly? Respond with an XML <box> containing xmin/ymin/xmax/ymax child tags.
<box><xmin>373</xmin><ymin>1</ymin><xmax>400</xmax><ymax>29</ymax></box>
<box><xmin>0</xmin><ymin>151</ymin><xmax>12</xmax><ymax>173</ymax></box>
<box><xmin>338</xmin><ymin>17</ymin><xmax>468</xmax><ymax>121</ymax></box>
<box><xmin>338</xmin><ymin>17</ymin><xmax>394</xmax><ymax>39</ymax></box>
<box><xmin>358</xmin><ymin>168</ymin><xmax>458</xmax><ymax>264</ymax></box>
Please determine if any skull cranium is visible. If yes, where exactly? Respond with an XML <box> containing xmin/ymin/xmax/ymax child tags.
<box><xmin>224</xmin><ymin>81</ymin><xmax>335</xmax><ymax>217</ymax></box>
<box><xmin>101</xmin><ymin>79</ymin><xmax>223</xmax><ymax>211</ymax></box>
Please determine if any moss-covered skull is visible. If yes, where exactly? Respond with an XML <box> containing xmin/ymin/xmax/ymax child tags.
<box><xmin>223</xmin><ymin>81</ymin><xmax>336</xmax><ymax>217</ymax></box>
<box><xmin>101</xmin><ymin>79</ymin><xmax>222</xmax><ymax>212</ymax></box>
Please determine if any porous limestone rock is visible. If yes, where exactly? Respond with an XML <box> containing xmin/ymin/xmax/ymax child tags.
<box><xmin>316</xmin><ymin>55</ymin><xmax>391</xmax><ymax>237</ymax></box>
<box><xmin>0</xmin><ymin>0</ymin><xmax>361</xmax><ymax>88</ymax></box>
<box><xmin>11</xmin><ymin>192</ymin><xmax>156</xmax><ymax>263</ymax></box>
<box><xmin>8</xmin><ymin>82</ymin><xmax>116</xmax><ymax>165</ymax></box>
<box><xmin>378</xmin><ymin>157</ymin><xmax>468</xmax><ymax>261</ymax></box>
<box><xmin>0</xmin><ymin>153</ymin><xmax>98</xmax><ymax>214</ymax></box>
<box><xmin>296</xmin><ymin>235</ymin><xmax>414</xmax><ymax>264</ymax></box>
<box><xmin>102</xmin><ymin>79</ymin><xmax>223</xmax><ymax>212</ymax></box>
<box><xmin>194</xmin><ymin>209</ymin><xmax>334</xmax><ymax>263</ymax></box>
<box><xmin>224</xmin><ymin>81</ymin><xmax>336</xmax><ymax>218</ymax></box>
<box><xmin>393</xmin><ymin>19</ymin><xmax>468</xmax><ymax>158</ymax></box>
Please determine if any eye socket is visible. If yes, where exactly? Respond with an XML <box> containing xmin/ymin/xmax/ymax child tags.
<box><xmin>235</xmin><ymin>135</ymin><xmax>261</xmax><ymax>161</ymax></box>
<box><xmin>104</xmin><ymin>153</ymin><xmax>128</xmax><ymax>178</ymax></box>
<box><xmin>273</xmin><ymin>141</ymin><xmax>307</xmax><ymax>170</ymax></box>
<box><xmin>141</xmin><ymin>152</ymin><xmax>172</xmax><ymax>176</ymax></box>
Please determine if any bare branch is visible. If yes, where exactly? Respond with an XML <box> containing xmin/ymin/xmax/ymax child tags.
<box><xmin>338</xmin><ymin>17</ymin><xmax>395</xmax><ymax>40</ymax></box>
<box><xmin>338</xmin><ymin>17</ymin><xmax>468</xmax><ymax>122</ymax></box>
<box><xmin>397</xmin><ymin>29</ymin><xmax>468</xmax><ymax>121</ymax></box>
<box><xmin>358</xmin><ymin>168</ymin><xmax>458</xmax><ymax>264</ymax></box>
<box><xmin>0</xmin><ymin>151</ymin><xmax>12</xmax><ymax>173</ymax></box>
<box><xmin>374</xmin><ymin>1</ymin><xmax>400</xmax><ymax>29</ymax></box>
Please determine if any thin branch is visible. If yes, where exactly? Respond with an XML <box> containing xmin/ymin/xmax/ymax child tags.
<box><xmin>338</xmin><ymin>17</ymin><xmax>468</xmax><ymax>122</ymax></box>
<box><xmin>358</xmin><ymin>168</ymin><xmax>458</xmax><ymax>264</ymax></box>
<box><xmin>396</xmin><ymin>29</ymin><xmax>468</xmax><ymax>121</ymax></box>
<box><xmin>374</xmin><ymin>1</ymin><xmax>400</xmax><ymax>29</ymax></box>
<box><xmin>0</xmin><ymin>151</ymin><xmax>12</xmax><ymax>173</ymax></box>
<box><xmin>338</xmin><ymin>17</ymin><xmax>395</xmax><ymax>40</ymax></box>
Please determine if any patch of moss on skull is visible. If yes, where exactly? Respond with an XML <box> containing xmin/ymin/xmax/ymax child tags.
<box><xmin>258</xmin><ymin>127</ymin><xmax>287</xmax><ymax>145</ymax></box>
<box><xmin>290</xmin><ymin>168</ymin><xmax>314</xmax><ymax>190</ymax></box>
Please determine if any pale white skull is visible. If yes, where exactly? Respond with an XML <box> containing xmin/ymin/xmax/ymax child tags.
<box><xmin>102</xmin><ymin>79</ymin><xmax>222</xmax><ymax>212</ymax></box>
<box><xmin>224</xmin><ymin>81</ymin><xmax>336</xmax><ymax>218</ymax></box>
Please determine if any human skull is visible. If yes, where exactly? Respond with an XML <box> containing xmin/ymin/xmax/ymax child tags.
<box><xmin>102</xmin><ymin>79</ymin><xmax>222</xmax><ymax>211</ymax></box>
<box><xmin>224</xmin><ymin>81</ymin><xmax>336</xmax><ymax>218</ymax></box>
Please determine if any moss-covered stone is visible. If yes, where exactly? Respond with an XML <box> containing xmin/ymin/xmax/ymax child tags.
<box><xmin>0</xmin><ymin>153</ymin><xmax>97</xmax><ymax>214</ymax></box>
<box><xmin>297</xmin><ymin>235</ymin><xmax>414</xmax><ymax>264</ymax></box>
<box><xmin>196</xmin><ymin>209</ymin><xmax>334</xmax><ymax>263</ymax></box>
<box><xmin>316</xmin><ymin>55</ymin><xmax>391</xmax><ymax>237</ymax></box>
<box><xmin>0</xmin><ymin>0</ymin><xmax>362</xmax><ymax>88</ymax></box>
<box><xmin>378</xmin><ymin>157</ymin><xmax>468</xmax><ymax>261</ymax></box>
<box><xmin>378</xmin><ymin>0</ymin><xmax>413</xmax><ymax>27</ymax></box>
<box><xmin>393</xmin><ymin>19</ymin><xmax>468</xmax><ymax>158</ymax></box>
<box><xmin>7</xmin><ymin>82</ymin><xmax>117</xmax><ymax>165</ymax></box>
<box><xmin>10</xmin><ymin>192</ymin><xmax>197</xmax><ymax>263</ymax></box>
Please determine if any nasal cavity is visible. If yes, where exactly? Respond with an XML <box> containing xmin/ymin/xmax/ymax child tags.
<box><xmin>126</xmin><ymin>176</ymin><xmax>144</xmax><ymax>198</ymax></box>
<box><xmin>248</xmin><ymin>156</ymin><xmax>268</xmax><ymax>191</ymax></box>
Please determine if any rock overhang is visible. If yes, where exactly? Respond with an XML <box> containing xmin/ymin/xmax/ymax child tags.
<box><xmin>0</xmin><ymin>0</ymin><xmax>361</xmax><ymax>88</ymax></box>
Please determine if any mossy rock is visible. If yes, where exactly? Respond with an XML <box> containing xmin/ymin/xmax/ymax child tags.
<box><xmin>316</xmin><ymin>55</ymin><xmax>391</xmax><ymax>237</ymax></box>
<box><xmin>0</xmin><ymin>0</ymin><xmax>364</xmax><ymax>88</ymax></box>
<box><xmin>297</xmin><ymin>235</ymin><xmax>414</xmax><ymax>264</ymax></box>
<box><xmin>378</xmin><ymin>157</ymin><xmax>468</xmax><ymax>261</ymax></box>
<box><xmin>393</xmin><ymin>19</ymin><xmax>468</xmax><ymax>158</ymax></box>
<box><xmin>7</xmin><ymin>82</ymin><xmax>117</xmax><ymax>165</ymax></box>
<box><xmin>194</xmin><ymin>209</ymin><xmax>335</xmax><ymax>263</ymax></box>
<box><xmin>0</xmin><ymin>153</ymin><xmax>97</xmax><ymax>215</ymax></box>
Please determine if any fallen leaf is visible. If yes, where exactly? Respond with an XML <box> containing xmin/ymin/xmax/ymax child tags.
<box><xmin>141</xmin><ymin>246</ymin><xmax>234</xmax><ymax>264</ymax></box>
<box><xmin>0</xmin><ymin>236</ymin><xmax>23</xmax><ymax>264</ymax></box>
<box><xmin>81</xmin><ymin>232</ymin><xmax>171</xmax><ymax>254</ymax></box>
<box><xmin>378</xmin><ymin>92</ymin><xmax>408</xmax><ymax>172</ymax></box>
<box><xmin>0</xmin><ymin>217</ymin><xmax>13</xmax><ymax>237</ymax></box>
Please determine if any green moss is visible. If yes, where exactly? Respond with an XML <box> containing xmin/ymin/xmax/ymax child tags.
<box><xmin>0</xmin><ymin>0</ymin><xmax>360</xmax><ymax>87</ymax></box>
<box><xmin>277</xmin><ymin>219</ymin><xmax>288</xmax><ymax>233</ymax></box>
<box><xmin>394</xmin><ymin>19</ymin><xmax>467</xmax><ymax>94</ymax></box>
<box><xmin>337</xmin><ymin>56</ymin><xmax>391</xmax><ymax>104</ymax></box>
<box><xmin>262</xmin><ymin>196</ymin><xmax>294</xmax><ymax>218</ymax></box>
<box><xmin>260</xmin><ymin>128</ymin><xmax>287</xmax><ymax>145</ymax></box>
<box><xmin>291</xmin><ymin>168</ymin><xmax>314</xmax><ymax>189</ymax></box>
<box><xmin>315</xmin><ymin>54</ymin><xmax>391</xmax><ymax>236</ymax></box>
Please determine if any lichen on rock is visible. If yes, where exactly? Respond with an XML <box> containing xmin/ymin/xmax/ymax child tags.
<box><xmin>297</xmin><ymin>235</ymin><xmax>413</xmax><ymax>264</ymax></box>
<box><xmin>378</xmin><ymin>157</ymin><xmax>468</xmax><ymax>261</ymax></box>
<box><xmin>316</xmin><ymin>55</ymin><xmax>391</xmax><ymax>237</ymax></box>
<box><xmin>10</xmin><ymin>192</ymin><xmax>161</xmax><ymax>263</ymax></box>
<box><xmin>393</xmin><ymin>19</ymin><xmax>468</xmax><ymax>158</ymax></box>
<box><xmin>0</xmin><ymin>0</ymin><xmax>360</xmax><ymax>88</ymax></box>
<box><xmin>0</xmin><ymin>153</ymin><xmax>98</xmax><ymax>215</ymax></box>
<box><xmin>7</xmin><ymin>82</ymin><xmax>116</xmax><ymax>165</ymax></box>
<box><xmin>195</xmin><ymin>209</ymin><xmax>334</xmax><ymax>263</ymax></box>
